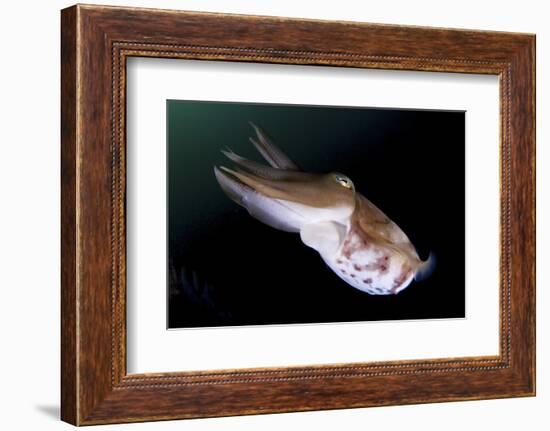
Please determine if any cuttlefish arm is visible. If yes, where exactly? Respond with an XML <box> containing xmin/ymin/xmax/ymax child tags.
<box><xmin>213</xmin><ymin>123</ymin><xmax>434</xmax><ymax>294</ymax></box>
<box><xmin>248</xmin><ymin>122</ymin><xmax>300</xmax><ymax>170</ymax></box>
<box><xmin>214</xmin><ymin>124</ymin><xmax>354</xmax><ymax>234</ymax></box>
<box><xmin>214</xmin><ymin>166</ymin><xmax>305</xmax><ymax>233</ymax></box>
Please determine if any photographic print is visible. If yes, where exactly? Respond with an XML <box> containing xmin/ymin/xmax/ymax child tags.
<box><xmin>167</xmin><ymin>100</ymin><xmax>465</xmax><ymax>329</ymax></box>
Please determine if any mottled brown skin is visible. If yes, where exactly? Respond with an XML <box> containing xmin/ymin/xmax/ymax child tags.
<box><xmin>324</xmin><ymin>195</ymin><xmax>422</xmax><ymax>295</ymax></box>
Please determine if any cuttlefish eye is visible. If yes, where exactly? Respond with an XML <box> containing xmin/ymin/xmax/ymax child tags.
<box><xmin>334</xmin><ymin>174</ymin><xmax>353</xmax><ymax>189</ymax></box>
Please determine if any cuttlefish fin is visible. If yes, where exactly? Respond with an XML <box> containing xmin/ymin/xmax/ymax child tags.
<box><xmin>414</xmin><ymin>252</ymin><xmax>436</xmax><ymax>281</ymax></box>
<box><xmin>249</xmin><ymin>122</ymin><xmax>301</xmax><ymax>171</ymax></box>
<box><xmin>300</xmin><ymin>222</ymin><xmax>347</xmax><ymax>257</ymax></box>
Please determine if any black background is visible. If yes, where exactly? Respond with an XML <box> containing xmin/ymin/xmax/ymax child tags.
<box><xmin>167</xmin><ymin>100</ymin><xmax>465</xmax><ymax>328</ymax></box>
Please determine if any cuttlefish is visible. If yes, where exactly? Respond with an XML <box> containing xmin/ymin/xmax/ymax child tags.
<box><xmin>213</xmin><ymin>123</ymin><xmax>435</xmax><ymax>295</ymax></box>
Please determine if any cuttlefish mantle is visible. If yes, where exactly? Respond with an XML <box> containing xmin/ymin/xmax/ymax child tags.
<box><xmin>213</xmin><ymin>123</ymin><xmax>435</xmax><ymax>295</ymax></box>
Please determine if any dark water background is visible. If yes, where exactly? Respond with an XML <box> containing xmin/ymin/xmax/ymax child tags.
<box><xmin>167</xmin><ymin>100</ymin><xmax>465</xmax><ymax>328</ymax></box>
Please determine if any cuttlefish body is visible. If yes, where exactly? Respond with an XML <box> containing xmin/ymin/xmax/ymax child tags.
<box><xmin>214</xmin><ymin>123</ymin><xmax>435</xmax><ymax>295</ymax></box>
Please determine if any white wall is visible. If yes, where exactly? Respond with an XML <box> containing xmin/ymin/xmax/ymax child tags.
<box><xmin>0</xmin><ymin>0</ymin><xmax>546</xmax><ymax>429</ymax></box>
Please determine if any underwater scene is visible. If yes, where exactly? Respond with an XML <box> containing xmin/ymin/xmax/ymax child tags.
<box><xmin>167</xmin><ymin>100</ymin><xmax>465</xmax><ymax>329</ymax></box>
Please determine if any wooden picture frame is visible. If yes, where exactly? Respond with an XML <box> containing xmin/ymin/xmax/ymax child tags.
<box><xmin>61</xmin><ymin>4</ymin><xmax>535</xmax><ymax>425</ymax></box>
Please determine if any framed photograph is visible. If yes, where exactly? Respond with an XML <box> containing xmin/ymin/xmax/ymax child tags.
<box><xmin>61</xmin><ymin>4</ymin><xmax>535</xmax><ymax>425</ymax></box>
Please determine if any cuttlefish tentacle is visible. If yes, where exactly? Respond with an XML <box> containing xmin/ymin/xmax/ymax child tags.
<box><xmin>213</xmin><ymin>123</ymin><xmax>435</xmax><ymax>295</ymax></box>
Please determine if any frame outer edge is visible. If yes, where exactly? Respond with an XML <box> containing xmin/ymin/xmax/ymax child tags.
<box><xmin>507</xmin><ymin>35</ymin><xmax>536</xmax><ymax>395</ymax></box>
<box><xmin>61</xmin><ymin>5</ymin><xmax>79</xmax><ymax>426</ymax></box>
<box><xmin>526</xmin><ymin>35</ymin><xmax>536</xmax><ymax>396</ymax></box>
<box><xmin>531</xmin><ymin>34</ymin><xmax>536</xmax><ymax>396</ymax></box>
<box><xmin>523</xmin><ymin>34</ymin><xmax>536</xmax><ymax>395</ymax></box>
